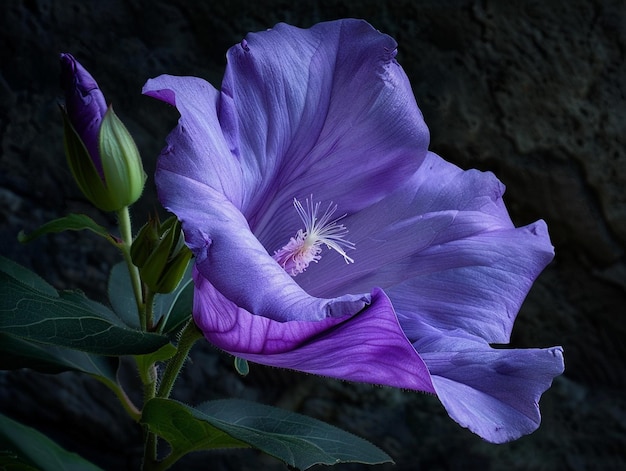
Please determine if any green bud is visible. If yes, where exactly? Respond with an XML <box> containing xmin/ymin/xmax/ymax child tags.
<box><xmin>98</xmin><ymin>106</ymin><xmax>146</xmax><ymax>210</ymax></box>
<box><xmin>130</xmin><ymin>213</ymin><xmax>161</xmax><ymax>268</ymax></box>
<box><xmin>61</xmin><ymin>105</ymin><xmax>146</xmax><ymax>212</ymax></box>
<box><xmin>131</xmin><ymin>215</ymin><xmax>192</xmax><ymax>294</ymax></box>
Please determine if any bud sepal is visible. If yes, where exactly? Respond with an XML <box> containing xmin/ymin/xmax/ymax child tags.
<box><xmin>98</xmin><ymin>106</ymin><xmax>146</xmax><ymax>210</ymax></box>
<box><xmin>131</xmin><ymin>215</ymin><xmax>192</xmax><ymax>294</ymax></box>
<box><xmin>61</xmin><ymin>105</ymin><xmax>146</xmax><ymax>212</ymax></box>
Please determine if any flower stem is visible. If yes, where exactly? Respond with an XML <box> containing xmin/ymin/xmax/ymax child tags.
<box><xmin>145</xmin><ymin>289</ymin><xmax>156</xmax><ymax>331</ymax></box>
<box><xmin>157</xmin><ymin>320</ymin><xmax>203</xmax><ymax>399</ymax></box>
<box><xmin>142</xmin><ymin>363</ymin><xmax>158</xmax><ymax>468</ymax></box>
<box><xmin>95</xmin><ymin>376</ymin><xmax>141</xmax><ymax>422</ymax></box>
<box><xmin>116</xmin><ymin>206</ymin><xmax>145</xmax><ymax>328</ymax></box>
<box><xmin>141</xmin><ymin>321</ymin><xmax>202</xmax><ymax>469</ymax></box>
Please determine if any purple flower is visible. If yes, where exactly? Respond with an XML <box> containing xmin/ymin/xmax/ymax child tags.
<box><xmin>143</xmin><ymin>19</ymin><xmax>564</xmax><ymax>443</ymax></box>
<box><xmin>60</xmin><ymin>53</ymin><xmax>108</xmax><ymax>177</ymax></box>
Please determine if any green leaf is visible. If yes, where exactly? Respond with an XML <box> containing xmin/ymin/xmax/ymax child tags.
<box><xmin>18</xmin><ymin>213</ymin><xmax>117</xmax><ymax>245</ymax></box>
<box><xmin>107</xmin><ymin>262</ymin><xmax>140</xmax><ymax>329</ymax></box>
<box><xmin>0</xmin><ymin>413</ymin><xmax>104</xmax><ymax>471</ymax></box>
<box><xmin>134</xmin><ymin>343</ymin><xmax>177</xmax><ymax>385</ymax></box>
<box><xmin>0</xmin><ymin>256</ymin><xmax>57</xmax><ymax>297</ymax></box>
<box><xmin>0</xmin><ymin>256</ymin><xmax>169</xmax><ymax>355</ymax></box>
<box><xmin>0</xmin><ymin>334</ymin><xmax>138</xmax><ymax>420</ymax></box>
<box><xmin>108</xmin><ymin>261</ymin><xmax>193</xmax><ymax>335</ymax></box>
<box><xmin>0</xmin><ymin>454</ymin><xmax>39</xmax><ymax>470</ymax></box>
<box><xmin>142</xmin><ymin>399</ymin><xmax>393</xmax><ymax>470</ymax></box>
<box><xmin>0</xmin><ymin>332</ymin><xmax>117</xmax><ymax>381</ymax></box>
<box><xmin>141</xmin><ymin>399</ymin><xmax>250</xmax><ymax>468</ymax></box>
<box><xmin>234</xmin><ymin>356</ymin><xmax>249</xmax><ymax>376</ymax></box>
<box><xmin>155</xmin><ymin>262</ymin><xmax>193</xmax><ymax>334</ymax></box>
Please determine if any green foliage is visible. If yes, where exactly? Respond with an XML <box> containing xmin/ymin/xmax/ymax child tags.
<box><xmin>234</xmin><ymin>356</ymin><xmax>249</xmax><ymax>376</ymax></box>
<box><xmin>134</xmin><ymin>343</ymin><xmax>177</xmax><ymax>385</ymax></box>
<box><xmin>131</xmin><ymin>215</ymin><xmax>192</xmax><ymax>294</ymax></box>
<box><xmin>0</xmin><ymin>256</ymin><xmax>168</xmax><ymax>355</ymax></box>
<box><xmin>0</xmin><ymin>332</ymin><xmax>118</xmax><ymax>380</ymax></box>
<box><xmin>1</xmin><ymin>236</ymin><xmax>391</xmax><ymax>470</ymax></box>
<box><xmin>0</xmin><ymin>413</ymin><xmax>103</xmax><ymax>471</ymax></box>
<box><xmin>17</xmin><ymin>213</ymin><xmax>117</xmax><ymax>246</ymax></box>
<box><xmin>142</xmin><ymin>398</ymin><xmax>393</xmax><ymax>470</ymax></box>
<box><xmin>98</xmin><ymin>106</ymin><xmax>146</xmax><ymax>210</ymax></box>
<box><xmin>107</xmin><ymin>261</ymin><xmax>193</xmax><ymax>334</ymax></box>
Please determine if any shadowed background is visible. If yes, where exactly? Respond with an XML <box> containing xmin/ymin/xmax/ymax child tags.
<box><xmin>1</xmin><ymin>0</ymin><xmax>624</xmax><ymax>469</ymax></box>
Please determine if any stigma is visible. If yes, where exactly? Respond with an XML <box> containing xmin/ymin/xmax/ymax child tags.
<box><xmin>273</xmin><ymin>196</ymin><xmax>355</xmax><ymax>276</ymax></box>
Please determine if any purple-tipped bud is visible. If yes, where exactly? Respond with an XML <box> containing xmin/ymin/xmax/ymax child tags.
<box><xmin>59</xmin><ymin>53</ymin><xmax>108</xmax><ymax>177</ymax></box>
<box><xmin>59</xmin><ymin>53</ymin><xmax>145</xmax><ymax>212</ymax></box>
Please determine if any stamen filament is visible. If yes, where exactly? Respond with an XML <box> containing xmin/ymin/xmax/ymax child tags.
<box><xmin>273</xmin><ymin>196</ymin><xmax>355</xmax><ymax>276</ymax></box>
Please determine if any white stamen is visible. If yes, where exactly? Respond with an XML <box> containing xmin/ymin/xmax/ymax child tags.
<box><xmin>272</xmin><ymin>196</ymin><xmax>355</xmax><ymax>276</ymax></box>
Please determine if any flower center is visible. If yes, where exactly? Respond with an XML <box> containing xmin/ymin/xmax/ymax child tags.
<box><xmin>272</xmin><ymin>196</ymin><xmax>355</xmax><ymax>276</ymax></box>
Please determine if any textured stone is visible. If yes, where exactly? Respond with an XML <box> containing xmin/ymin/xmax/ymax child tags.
<box><xmin>1</xmin><ymin>0</ymin><xmax>624</xmax><ymax>469</ymax></box>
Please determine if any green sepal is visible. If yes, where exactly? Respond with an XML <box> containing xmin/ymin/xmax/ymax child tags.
<box><xmin>131</xmin><ymin>216</ymin><xmax>192</xmax><ymax>294</ymax></box>
<box><xmin>129</xmin><ymin>214</ymin><xmax>160</xmax><ymax>268</ymax></box>
<box><xmin>60</xmin><ymin>104</ymin><xmax>146</xmax><ymax>212</ymax></box>
<box><xmin>154</xmin><ymin>261</ymin><xmax>193</xmax><ymax>334</ymax></box>
<box><xmin>98</xmin><ymin>106</ymin><xmax>146</xmax><ymax>210</ymax></box>
<box><xmin>60</xmin><ymin>106</ymin><xmax>116</xmax><ymax>211</ymax></box>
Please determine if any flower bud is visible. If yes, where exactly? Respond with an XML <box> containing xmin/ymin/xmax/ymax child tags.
<box><xmin>60</xmin><ymin>53</ymin><xmax>145</xmax><ymax>211</ymax></box>
<box><xmin>131</xmin><ymin>215</ymin><xmax>192</xmax><ymax>293</ymax></box>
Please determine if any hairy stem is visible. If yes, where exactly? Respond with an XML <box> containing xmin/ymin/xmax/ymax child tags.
<box><xmin>141</xmin><ymin>362</ymin><xmax>158</xmax><ymax>469</ymax></box>
<box><xmin>157</xmin><ymin>320</ymin><xmax>203</xmax><ymax>399</ymax></box>
<box><xmin>145</xmin><ymin>289</ymin><xmax>156</xmax><ymax>331</ymax></box>
<box><xmin>116</xmin><ymin>206</ymin><xmax>145</xmax><ymax>328</ymax></box>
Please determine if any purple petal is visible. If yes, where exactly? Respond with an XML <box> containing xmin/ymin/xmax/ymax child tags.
<box><xmin>142</xmin><ymin>75</ymin><xmax>245</xmax><ymax>207</ymax></box>
<box><xmin>294</xmin><ymin>152</ymin><xmax>554</xmax><ymax>343</ymax></box>
<box><xmin>412</xmin><ymin>324</ymin><xmax>564</xmax><ymax>443</ymax></box>
<box><xmin>388</xmin><ymin>220</ymin><xmax>552</xmax><ymax>343</ymax></box>
<box><xmin>223</xmin><ymin>20</ymin><xmax>429</xmax><ymax>227</ymax></box>
<box><xmin>143</xmin><ymin>19</ymin><xmax>429</xmax><ymax>237</ymax></box>
<box><xmin>194</xmin><ymin>272</ymin><xmax>435</xmax><ymax>393</ymax></box>
<box><xmin>286</xmin><ymin>151</ymin><xmax>515</xmax><ymax>297</ymax></box>
<box><xmin>154</xmin><ymin>176</ymin><xmax>368</xmax><ymax>322</ymax></box>
<box><xmin>145</xmin><ymin>17</ymin><xmax>564</xmax><ymax>445</ymax></box>
<box><xmin>143</xmin><ymin>19</ymin><xmax>431</xmax><ymax>324</ymax></box>
<box><xmin>59</xmin><ymin>53</ymin><xmax>108</xmax><ymax>176</ymax></box>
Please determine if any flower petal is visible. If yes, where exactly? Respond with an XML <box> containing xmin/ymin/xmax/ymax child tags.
<box><xmin>162</xmin><ymin>181</ymin><xmax>368</xmax><ymax>322</ymax></box>
<box><xmin>142</xmin><ymin>75</ymin><xmax>245</xmax><ymax>207</ymax></box>
<box><xmin>296</xmin><ymin>152</ymin><xmax>554</xmax><ymax>343</ymax></box>
<box><xmin>412</xmin><ymin>324</ymin><xmax>564</xmax><ymax>443</ymax></box>
<box><xmin>143</xmin><ymin>20</ymin><xmax>431</xmax><ymax>324</ymax></box>
<box><xmin>388</xmin><ymin>221</ymin><xmax>552</xmax><ymax>343</ymax></box>
<box><xmin>294</xmin><ymin>151</ymin><xmax>515</xmax><ymax>296</ymax></box>
<box><xmin>60</xmin><ymin>53</ymin><xmax>108</xmax><ymax>176</ymax></box>
<box><xmin>194</xmin><ymin>273</ymin><xmax>435</xmax><ymax>393</ymax></box>
<box><xmin>144</xmin><ymin>20</ymin><xmax>429</xmax><ymax>236</ymax></box>
<box><xmin>217</xmin><ymin>19</ymin><xmax>430</xmax><ymax>233</ymax></box>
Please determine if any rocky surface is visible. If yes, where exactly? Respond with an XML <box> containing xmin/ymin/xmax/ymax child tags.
<box><xmin>1</xmin><ymin>0</ymin><xmax>624</xmax><ymax>470</ymax></box>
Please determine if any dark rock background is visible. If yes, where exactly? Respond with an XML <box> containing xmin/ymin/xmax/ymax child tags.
<box><xmin>1</xmin><ymin>0</ymin><xmax>624</xmax><ymax>470</ymax></box>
